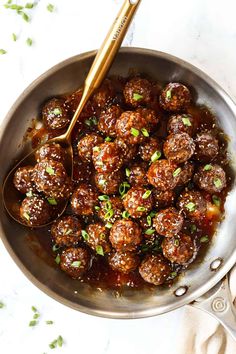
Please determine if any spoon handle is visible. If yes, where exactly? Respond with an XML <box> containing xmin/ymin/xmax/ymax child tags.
<box><xmin>64</xmin><ymin>0</ymin><xmax>141</xmax><ymax>140</ymax></box>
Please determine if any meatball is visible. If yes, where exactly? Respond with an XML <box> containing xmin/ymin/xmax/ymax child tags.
<box><xmin>167</xmin><ymin>114</ymin><xmax>195</xmax><ymax>136</ymax></box>
<box><xmin>70</xmin><ymin>184</ymin><xmax>98</xmax><ymax>216</ymax></box>
<box><xmin>159</xmin><ymin>83</ymin><xmax>191</xmax><ymax>112</ymax></box>
<box><xmin>163</xmin><ymin>133</ymin><xmax>195</xmax><ymax>164</ymax></box>
<box><xmin>176</xmin><ymin>162</ymin><xmax>194</xmax><ymax>187</ymax></box>
<box><xmin>33</xmin><ymin>159</ymin><xmax>72</xmax><ymax>200</ymax></box>
<box><xmin>77</xmin><ymin>133</ymin><xmax>103</xmax><ymax>163</ymax></box>
<box><xmin>85</xmin><ymin>223</ymin><xmax>111</xmax><ymax>254</ymax></box>
<box><xmin>13</xmin><ymin>166</ymin><xmax>36</xmax><ymax>194</ymax></box>
<box><xmin>98</xmin><ymin>105</ymin><xmax>123</xmax><ymax>137</ymax></box>
<box><xmin>109</xmin><ymin>219</ymin><xmax>142</xmax><ymax>252</ymax></box>
<box><xmin>136</xmin><ymin>108</ymin><xmax>159</xmax><ymax>131</ymax></box>
<box><xmin>153</xmin><ymin>189</ymin><xmax>175</xmax><ymax>209</ymax></box>
<box><xmin>35</xmin><ymin>143</ymin><xmax>65</xmax><ymax>163</ymax></box>
<box><xmin>108</xmin><ymin>251</ymin><xmax>140</xmax><ymax>274</ymax></box>
<box><xmin>60</xmin><ymin>247</ymin><xmax>90</xmax><ymax>279</ymax></box>
<box><xmin>115</xmin><ymin>138</ymin><xmax>138</xmax><ymax>164</ymax></box>
<box><xmin>51</xmin><ymin>215</ymin><xmax>82</xmax><ymax>247</ymax></box>
<box><xmin>147</xmin><ymin>159</ymin><xmax>178</xmax><ymax>190</ymax></box>
<box><xmin>153</xmin><ymin>207</ymin><xmax>184</xmax><ymax>237</ymax></box>
<box><xmin>42</xmin><ymin>98</ymin><xmax>70</xmax><ymax>130</ymax></box>
<box><xmin>123</xmin><ymin>186</ymin><xmax>154</xmax><ymax>218</ymax></box>
<box><xmin>98</xmin><ymin>196</ymin><xmax>123</xmax><ymax>224</ymax></box>
<box><xmin>194</xmin><ymin>164</ymin><xmax>226</xmax><ymax>194</ymax></box>
<box><xmin>94</xmin><ymin>170</ymin><xmax>123</xmax><ymax>195</ymax></box>
<box><xmin>92</xmin><ymin>79</ymin><xmax>115</xmax><ymax>108</ymax></box>
<box><xmin>162</xmin><ymin>233</ymin><xmax>194</xmax><ymax>264</ymax></box>
<box><xmin>123</xmin><ymin>77</ymin><xmax>153</xmax><ymax>108</ymax></box>
<box><xmin>115</xmin><ymin>111</ymin><xmax>150</xmax><ymax>145</ymax></box>
<box><xmin>138</xmin><ymin>137</ymin><xmax>162</xmax><ymax>162</ymax></box>
<box><xmin>139</xmin><ymin>254</ymin><xmax>171</xmax><ymax>285</ymax></box>
<box><xmin>20</xmin><ymin>195</ymin><xmax>51</xmax><ymax>226</ymax></box>
<box><xmin>177</xmin><ymin>190</ymin><xmax>207</xmax><ymax>222</ymax></box>
<box><xmin>92</xmin><ymin>142</ymin><xmax>123</xmax><ymax>173</ymax></box>
<box><xmin>195</xmin><ymin>132</ymin><xmax>219</xmax><ymax>162</ymax></box>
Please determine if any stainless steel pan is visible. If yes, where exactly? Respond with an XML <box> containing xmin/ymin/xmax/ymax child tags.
<box><xmin>1</xmin><ymin>48</ymin><xmax>236</xmax><ymax>338</ymax></box>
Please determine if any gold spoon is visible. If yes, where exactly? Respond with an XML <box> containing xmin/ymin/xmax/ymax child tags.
<box><xmin>3</xmin><ymin>0</ymin><xmax>141</xmax><ymax>227</ymax></box>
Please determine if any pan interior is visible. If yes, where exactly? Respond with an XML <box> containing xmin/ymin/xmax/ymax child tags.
<box><xmin>1</xmin><ymin>48</ymin><xmax>236</xmax><ymax>318</ymax></box>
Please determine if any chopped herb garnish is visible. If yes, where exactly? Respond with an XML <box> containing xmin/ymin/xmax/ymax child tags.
<box><xmin>145</xmin><ymin>228</ymin><xmax>155</xmax><ymax>235</ymax></box>
<box><xmin>96</xmin><ymin>245</ymin><xmax>104</xmax><ymax>256</ymax></box>
<box><xmin>119</xmin><ymin>182</ymin><xmax>130</xmax><ymax>196</ymax></box>
<box><xmin>142</xmin><ymin>190</ymin><xmax>152</xmax><ymax>199</ymax></box>
<box><xmin>21</xmin><ymin>12</ymin><xmax>30</xmax><ymax>22</ymax></box>
<box><xmin>95</xmin><ymin>206</ymin><xmax>100</xmax><ymax>211</ymax></box>
<box><xmin>46</xmin><ymin>320</ymin><xmax>54</xmax><ymax>325</ymax></box>
<box><xmin>47</xmin><ymin>197</ymin><xmax>57</xmax><ymax>205</ymax></box>
<box><xmin>212</xmin><ymin>195</ymin><xmax>221</xmax><ymax>207</ymax></box>
<box><xmin>84</xmin><ymin>116</ymin><xmax>97</xmax><ymax>126</ymax></box>
<box><xmin>105</xmin><ymin>136</ymin><xmax>111</xmax><ymax>142</ymax></box>
<box><xmin>29</xmin><ymin>320</ymin><xmax>37</xmax><ymax>327</ymax></box>
<box><xmin>0</xmin><ymin>49</ymin><xmax>7</xmax><ymax>55</ymax></box>
<box><xmin>47</xmin><ymin>3</ymin><xmax>54</xmax><ymax>12</ymax></box>
<box><xmin>0</xmin><ymin>302</ymin><xmax>5</xmax><ymax>309</ymax></box>
<box><xmin>169</xmin><ymin>271</ymin><xmax>177</xmax><ymax>278</ymax></box>
<box><xmin>149</xmin><ymin>211</ymin><xmax>157</xmax><ymax>218</ymax></box>
<box><xmin>174</xmin><ymin>239</ymin><xmax>179</xmax><ymax>247</ymax></box>
<box><xmin>93</xmin><ymin>146</ymin><xmax>100</xmax><ymax>152</ymax></box>
<box><xmin>49</xmin><ymin>339</ymin><xmax>58</xmax><ymax>349</ymax></box>
<box><xmin>204</xmin><ymin>164</ymin><xmax>212</xmax><ymax>171</ymax></box>
<box><xmin>173</xmin><ymin>167</ymin><xmax>181</xmax><ymax>177</ymax></box>
<box><xmin>33</xmin><ymin>313</ymin><xmax>40</xmax><ymax>319</ymax></box>
<box><xmin>122</xmin><ymin>211</ymin><xmax>130</xmax><ymax>219</ymax></box>
<box><xmin>125</xmin><ymin>168</ymin><xmax>131</xmax><ymax>177</ymax></box>
<box><xmin>46</xmin><ymin>166</ymin><xmax>55</xmax><ymax>175</ymax></box>
<box><xmin>64</xmin><ymin>229</ymin><xmax>72</xmax><ymax>235</ymax></box>
<box><xmin>26</xmin><ymin>190</ymin><xmax>33</xmax><ymax>197</ymax></box>
<box><xmin>71</xmin><ymin>261</ymin><xmax>81</xmax><ymax>268</ymax></box>
<box><xmin>141</xmin><ymin>128</ymin><xmax>149</xmax><ymax>137</ymax></box>
<box><xmin>31</xmin><ymin>306</ymin><xmax>37</xmax><ymax>312</ymax></box>
<box><xmin>23</xmin><ymin>212</ymin><xmax>30</xmax><ymax>221</ymax></box>
<box><xmin>99</xmin><ymin>233</ymin><xmax>106</xmax><ymax>239</ymax></box>
<box><xmin>5</xmin><ymin>4</ymin><xmax>23</xmax><ymax>10</ymax></box>
<box><xmin>190</xmin><ymin>224</ymin><xmax>197</xmax><ymax>233</ymax></box>
<box><xmin>166</xmin><ymin>90</ymin><xmax>171</xmax><ymax>99</ymax></box>
<box><xmin>130</xmin><ymin>127</ymin><xmax>140</xmax><ymax>137</ymax></box>
<box><xmin>185</xmin><ymin>202</ymin><xmax>196</xmax><ymax>212</ymax></box>
<box><xmin>53</xmin><ymin>107</ymin><xmax>62</xmax><ymax>115</ymax></box>
<box><xmin>105</xmin><ymin>222</ymin><xmax>113</xmax><ymax>229</ymax></box>
<box><xmin>182</xmin><ymin>117</ymin><xmax>192</xmax><ymax>126</ymax></box>
<box><xmin>52</xmin><ymin>244</ymin><xmax>60</xmax><ymax>252</ymax></box>
<box><xmin>146</xmin><ymin>215</ymin><xmax>152</xmax><ymax>226</ymax></box>
<box><xmin>98</xmin><ymin>195</ymin><xmax>109</xmax><ymax>201</ymax></box>
<box><xmin>137</xmin><ymin>206</ymin><xmax>146</xmax><ymax>212</ymax></box>
<box><xmin>214</xmin><ymin>178</ymin><xmax>222</xmax><ymax>188</ymax></box>
<box><xmin>25</xmin><ymin>3</ymin><xmax>34</xmax><ymax>9</ymax></box>
<box><xmin>81</xmin><ymin>230</ymin><xmax>89</xmax><ymax>241</ymax></box>
<box><xmin>105</xmin><ymin>201</ymin><xmax>112</xmax><ymax>210</ymax></box>
<box><xmin>133</xmin><ymin>93</ymin><xmax>143</xmax><ymax>101</ymax></box>
<box><xmin>200</xmin><ymin>236</ymin><xmax>209</xmax><ymax>243</ymax></box>
<box><xmin>151</xmin><ymin>150</ymin><xmax>161</xmax><ymax>163</ymax></box>
<box><xmin>55</xmin><ymin>254</ymin><xmax>60</xmax><ymax>264</ymax></box>
<box><xmin>12</xmin><ymin>33</ymin><xmax>17</xmax><ymax>41</ymax></box>
<box><xmin>104</xmin><ymin>209</ymin><xmax>114</xmax><ymax>220</ymax></box>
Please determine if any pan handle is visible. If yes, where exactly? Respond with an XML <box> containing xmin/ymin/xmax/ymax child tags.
<box><xmin>190</xmin><ymin>276</ymin><xmax>236</xmax><ymax>341</ymax></box>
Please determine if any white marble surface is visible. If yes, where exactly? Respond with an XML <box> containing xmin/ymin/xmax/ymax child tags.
<box><xmin>0</xmin><ymin>0</ymin><xmax>236</xmax><ymax>353</ymax></box>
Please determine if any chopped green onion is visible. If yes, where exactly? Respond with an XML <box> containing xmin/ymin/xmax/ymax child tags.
<box><xmin>119</xmin><ymin>182</ymin><xmax>130</xmax><ymax>196</ymax></box>
<box><xmin>212</xmin><ymin>195</ymin><xmax>221</xmax><ymax>207</ymax></box>
<box><xmin>122</xmin><ymin>211</ymin><xmax>130</xmax><ymax>219</ymax></box>
<box><xmin>49</xmin><ymin>339</ymin><xmax>58</xmax><ymax>349</ymax></box>
<box><xmin>53</xmin><ymin>107</ymin><xmax>62</xmax><ymax>115</ymax></box>
<box><xmin>71</xmin><ymin>261</ymin><xmax>81</xmax><ymax>268</ymax></box>
<box><xmin>105</xmin><ymin>136</ymin><xmax>111</xmax><ymax>142</ymax></box>
<box><xmin>133</xmin><ymin>93</ymin><xmax>143</xmax><ymax>101</ymax></box>
<box><xmin>149</xmin><ymin>211</ymin><xmax>157</xmax><ymax>218</ymax></box>
<box><xmin>29</xmin><ymin>320</ymin><xmax>37</xmax><ymax>327</ymax></box>
<box><xmin>200</xmin><ymin>236</ymin><xmax>209</xmax><ymax>243</ymax></box>
<box><xmin>47</xmin><ymin>3</ymin><xmax>54</xmax><ymax>12</ymax></box>
<box><xmin>190</xmin><ymin>224</ymin><xmax>197</xmax><ymax>233</ymax></box>
<box><xmin>64</xmin><ymin>229</ymin><xmax>72</xmax><ymax>235</ymax></box>
<box><xmin>47</xmin><ymin>197</ymin><xmax>57</xmax><ymax>205</ymax></box>
<box><xmin>174</xmin><ymin>239</ymin><xmax>179</xmax><ymax>247</ymax></box>
<box><xmin>31</xmin><ymin>306</ymin><xmax>37</xmax><ymax>313</ymax></box>
<box><xmin>182</xmin><ymin>117</ymin><xmax>192</xmax><ymax>126</ymax></box>
<box><xmin>25</xmin><ymin>3</ymin><xmax>34</xmax><ymax>9</ymax></box>
<box><xmin>33</xmin><ymin>313</ymin><xmax>40</xmax><ymax>319</ymax></box>
<box><xmin>55</xmin><ymin>254</ymin><xmax>60</xmax><ymax>264</ymax></box>
<box><xmin>12</xmin><ymin>33</ymin><xmax>17</xmax><ymax>41</ymax></box>
<box><xmin>46</xmin><ymin>166</ymin><xmax>55</xmax><ymax>175</ymax></box>
<box><xmin>137</xmin><ymin>206</ymin><xmax>146</xmax><ymax>212</ymax></box>
<box><xmin>99</xmin><ymin>233</ymin><xmax>106</xmax><ymax>239</ymax></box>
<box><xmin>185</xmin><ymin>202</ymin><xmax>196</xmax><ymax>212</ymax></box>
<box><xmin>125</xmin><ymin>168</ymin><xmax>131</xmax><ymax>177</ymax></box>
<box><xmin>130</xmin><ymin>127</ymin><xmax>140</xmax><ymax>137</ymax></box>
<box><xmin>5</xmin><ymin>4</ymin><xmax>23</xmax><ymax>10</ymax></box>
<box><xmin>214</xmin><ymin>178</ymin><xmax>222</xmax><ymax>188</ymax></box>
<box><xmin>46</xmin><ymin>320</ymin><xmax>54</xmax><ymax>325</ymax></box>
<box><xmin>151</xmin><ymin>150</ymin><xmax>161</xmax><ymax>163</ymax></box>
<box><xmin>141</xmin><ymin>128</ymin><xmax>149</xmax><ymax>137</ymax></box>
<box><xmin>52</xmin><ymin>244</ymin><xmax>60</xmax><ymax>252</ymax></box>
<box><xmin>81</xmin><ymin>230</ymin><xmax>89</xmax><ymax>241</ymax></box>
<box><xmin>166</xmin><ymin>90</ymin><xmax>172</xmax><ymax>99</ymax></box>
<box><xmin>204</xmin><ymin>164</ymin><xmax>212</xmax><ymax>171</ymax></box>
<box><xmin>0</xmin><ymin>302</ymin><xmax>5</xmax><ymax>309</ymax></box>
<box><xmin>142</xmin><ymin>190</ymin><xmax>152</xmax><ymax>199</ymax></box>
<box><xmin>169</xmin><ymin>271</ymin><xmax>177</xmax><ymax>278</ymax></box>
<box><xmin>57</xmin><ymin>335</ymin><xmax>63</xmax><ymax>347</ymax></box>
<box><xmin>98</xmin><ymin>195</ymin><xmax>109</xmax><ymax>201</ymax></box>
<box><xmin>173</xmin><ymin>167</ymin><xmax>181</xmax><ymax>177</ymax></box>
<box><xmin>23</xmin><ymin>212</ymin><xmax>30</xmax><ymax>221</ymax></box>
<box><xmin>95</xmin><ymin>206</ymin><xmax>100</xmax><ymax>211</ymax></box>
<box><xmin>105</xmin><ymin>222</ymin><xmax>113</xmax><ymax>229</ymax></box>
<box><xmin>146</xmin><ymin>215</ymin><xmax>152</xmax><ymax>226</ymax></box>
<box><xmin>21</xmin><ymin>12</ymin><xmax>30</xmax><ymax>22</ymax></box>
<box><xmin>96</xmin><ymin>245</ymin><xmax>104</xmax><ymax>256</ymax></box>
<box><xmin>93</xmin><ymin>146</ymin><xmax>100</xmax><ymax>152</ymax></box>
<box><xmin>145</xmin><ymin>228</ymin><xmax>155</xmax><ymax>235</ymax></box>
<box><xmin>105</xmin><ymin>201</ymin><xmax>112</xmax><ymax>211</ymax></box>
<box><xmin>0</xmin><ymin>49</ymin><xmax>7</xmax><ymax>55</ymax></box>
<box><xmin>104</xmin><ymin>209</ymin><xmax>114</xmax><ymax>220</ymax></box>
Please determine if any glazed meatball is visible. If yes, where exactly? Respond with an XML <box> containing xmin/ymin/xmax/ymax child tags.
<box><xmin>167</xmin><ymin>114</ymin><xmax>195</xmax><ymax>136</ymax></box>
<box><xmin>70</xmin><ymin>184</ymin><xmax>98</xmax><ymax>216</ymax></box>
<box><xmin>98</xmin><ymin>105</ymin><xmax>123</xmax><ymax>137</ymax></box>
<box><xmin>92</xmin><ymin>142</ymin><xmax>123</xmax><ymax>173</ymax></box>
<box><xmin>35</xmin><ymin>143</ymin><xmax>65</xmax><ymax>163</ymax></box>
<box><xmin>194</xmin><ymin>164</ymin><xmax>226</xmax><ymax>194</ymax></box>
<box><xmin>153</xmin><ymin>189</ymin><xmax>175</xmax><ymax>209</ymax></box>
<box><xmin>77</xmin><ymin>133</ymin><xmax>103</xmax><ymax>163</ymax></box>
<box><xmin>138</xmin><ymin>137</ymin><xmax>162</xmax><ymax>162</ymax></box>
<box><xmin>109</xmin><ymin>219</ymin><xmax>142</xmax><ymax>252</ymax></box>
<box><xmin>177</xmin><ymin>190</ymin><xmax>207</xmax><ymax>222</ymax></box>
<box><xmin>115</xmin><ymin>111</ymin><xmax>150</xmax><ymax>145</ymax></box>
<box><xmin>33</xmin><ymin>159</ymin><xmax>72</xmax><ymax>200</ymax></box>
<box><xmin>123</xmin><ymin>186</ymin><xmax>154</xmax><ymax>218</ymax></box>
<box><xmin>92</xmin><ymin>79</ymin><xmax>115</xmax><ymax>108</ymax></box>
<box><xmin>163</xmin><ymin>133</ymin><xmax>195</xmax><ymax>164</ymax></box>
<box><xmin>94</xmin><ymin>170</ymin><xmax>123</xmax><ymax>195</ymax></box>
<box><xmin>123</xmin><ymin>77</ymin><xmax>153</xmax><ymax>108</ymax></box>
<box><xmin>176</xmin><ymin>162</ymin><xmax>194</xmax><ymax>187</ymax></box>
<box><xmin>115</xmin><ymin>138</ymin><xmax>138</xmax><ymax>164</ymax></box>
<box><xmin>139</xmin><ymin>254</ymin><xmax>171</xmax><ymax>285</ymax></box>
<box><xmin>127</xmin><ymin>162</ymin><xmax>148</xmax><ymax>186</ymax></box>
<box><xmin>153</xmin><ymin>207</ymin><xmax>184</xmax><ymax>237</ymax></box>
<box><xmin>108</xmin><ymin>251</ymin><xmax>140</xmax><ymax>274</ymax></box>
<box><xmin>147</xmin><ymin>159</ymin><xmax>179</xmax><ymax>190</ymax></box>
<box><xmin>159</xmin><ymin>83</ymin><xmax>191</xmax><ymax>112</ymax></box>
<box><xmin>60</xmin><ymin>247</ymin><xmax>90</xmax><ymax>279</ymax></box>
<box><xmin>42</xmin><ymin>98</ymin><xmax>70</xmax><ymax>130</ymax></box>
<box><xmin>98</xmin><ymin>196</ymin><xmax>123</xmax><ymax>224</ymax></box>
<box><xmin>20</xmin><ymin>195</ymin><xmax>51</xmax><ymax>226</ymax></box>
<box><xmin>86</xmin><ymin>223</ymin><xmax>111</xmax><ymax>254</ymax></box>
<box><xmin>13</xmin><ymin>166</ymin><xmax>36</xmax><ymax>194</ymax></box>
<box><xmin>162</xmin><ymin>233</ymin><xmax>194</xmax><ymax>264</ymax></box>
<box><xmin>64</xmin><ymin>89</ymin><xmax>94</xmax><ymax>118</ymax></box>
<box><xmin>51</xmin><ymin>216</ymin><xmax>82</xmax><ymax>247</ymax></box>
<box><xmin>195</xmin><ymin>132</ymin><xmax>219</xmax><ymax>162</ymax></box>
<box><xmin>136</xmin><ymin>108</ymin><xmax>159</xmax><ymax>131</ymax></box>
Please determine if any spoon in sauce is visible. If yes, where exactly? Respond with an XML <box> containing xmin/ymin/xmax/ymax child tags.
<box><xmin>2</xmin><ymin>0</ymin><xmax>141</xmax><ymax>227</ymax></box>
